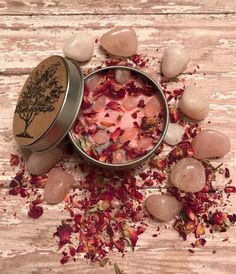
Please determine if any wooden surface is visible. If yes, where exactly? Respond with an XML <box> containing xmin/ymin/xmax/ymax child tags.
<box><xmin>0</xmin><ymin>1</ymin><xmax>236</xmax><ymax>273</ymax></box>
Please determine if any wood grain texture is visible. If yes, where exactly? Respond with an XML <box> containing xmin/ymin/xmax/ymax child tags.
<box><xmin>0</xmin><ymin>14</ymin><xmax>236</xmax><ymax>75</ymax></box>
<box><xmin>0</xmin><ymin>1</ymin><xmax>236</xmax><ymax>274</ymax></box>
<box><xmin>0</xmin><ymin>0</ymin><xmax>236</xmax><ymax>15</ymax></box>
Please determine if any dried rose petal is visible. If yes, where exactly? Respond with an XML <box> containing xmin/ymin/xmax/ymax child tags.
<box><xmin>105</xmin><ymin>101</ymin><xmax>124</xmax><ymax>112</ymax></box>
<box><xmin>28</xmin><ymin>203</ymin><xmax>43</xmax><ymax>219</ymax></box>
<box><xmin>10</xmin><ymin>154</ymin><xmax>20</xmax><ymax>166</ymax></box>
<box><xmin>56</xmin><ymin>224</ymin><xmax>73</xmax><ymax>246</ymax></box>
<box><xmin>110</xmin><ymin>127</ymin><xmax>122</xmax><ymax>142</ymax></box>
<box><xmin>224</xmin><ymin>186</ymin><xmax>236</xmax><ymax>193</ymax></box>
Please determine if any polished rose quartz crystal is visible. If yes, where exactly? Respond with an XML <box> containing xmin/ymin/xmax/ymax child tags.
<box><xmin>145</xmin><ymin>194</ymin><xmax>182</xmax><ymax>222</ymax></box>
<box><xmin>112</xmin><ymin>150</ymin><xmax>126</xmax><ymax>164</ymax></box>
<box><xmin>122</xmin><ymin>95</ymin><xmax>139</xmax><ymax>111</ymax></box>
<box><xmin>164</xmin><ymin>122</ymin><xmax>185</xmax><ymax>146</ymax></box>
<box><xmin>91</xmin><ymin>130</ymin><xmax>108</xmax><ymax>145</ymax></box>
<box><xmin>44</xmin><ymin>168</ymin><xmax>75</xmax><ymax>204</ymax></box>
<box><xmin>161</xmin><ymin>47</ymin><xmax>189</xmax><ymax>78</ymax></box>
<box><xmin>192</xmin><ymin>129</ymin><xmax>231</xmax><ymax>159</ymax></box>
<box><xmin>144</xmin><ymin>96</ymin><xmax>161</xmax><ymax>117</ymax></box>
<box><xmin>119</xmin><ymin>128</ymin><xmax>137</xmax><ymax>143</ymax></box>
<box><xmin>63</xmin><ymin>32</ymin><xmax>94</xmax><ymax>62</ymax></box>
<box><xmin>26</xmin><ymin>147</ymin><xmax>63</xmax><ymax>176</ymax></box>
<box><xmin>170</xmin><ymin>158</ymin><xmax>205</xmax><ymax>193</ymax></box>
<box><xmin>92</xmin><ymin>96</ymin><xmax>106</xmax><ymax>112</ymax></box>
<box><xmin>179</xmin><ymin>86</ymin><xmax>209</xmax><ymax>120</ymax></box>
<box><xmin>115</xmin><ymin>69</ymin><xmax>131</xmax><ymax>84</ymax></box>
<box><xmin>100</xmin><ymin>26</ymin><xmax>138</xmax><ymax>57</ymax></box>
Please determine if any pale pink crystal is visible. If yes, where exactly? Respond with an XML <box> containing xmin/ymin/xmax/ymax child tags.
<box><xmin>85</xmin><ymin>73</ymin><xmax>103</xmax><ymax>92</ymax></box>
<box><xmin>170</xmin><ymin>158</ymin><xmax>205</xmax><ymax>193</ymax></box>
<box><xmin>100</xmin><ymin>26</ymin><xmax>138</xmax><ymax>57</ymax></box>
<box><xmin>144</xmin><ymin>96</ymin><xmax>161</xmax><ymax>117</ymax></box>
<box><xmin>26</xmin><ymin>147</ymin><xmax>63</xmax><ymax>175</ymax></box>
<box><xmin>138</xmin><ymin>136</ymin><xmax>153</xmax><ymax>149</ymax></box>
<box><xmin>161</xmin><ymin>46</ymin><xmax>189</xmax><ymax>78</ymax></box>
<box><xmin>179</xmin><ymin>86</ymin><xmax>209</xmax><ymax>120</ymax></box>
<box><xmin>122</xmin><ymin>95</ymin><xmax>139</xmax><ymax>111</ymax></box>
<box><xmin>91</xmin><ymin>130</ymin><xmax>108</xmax><ymax>145</ymax></box>
<box><xmin>112</xmin><ymin>150</ymin><xmax>126</xmax><ymax>164</ymax></box>
<box><xmin>164</xmin><ymin>123</ymin><xmax>185</xmax><ymax>146</ymax></box>
<box><xmin>119</xmin><ymin>128</ymin><xmax>137</xmax><ymax>144</ymax></box>
<box><xmin>63</xmin><ymin>32</ymin><xmax>94</xmax><ymax>62</ymax></box>
<box><xmin>192</xmin><ymin>129</ymin><xmax>231</xmax><ymax>159</ymax></box>
<box><xmin>115</xmin><ymin>69</ymin><xmax>131</xmax><ymax>84</ymax></box>
<box><xmin>145</xmin><ymin>195</ymin><xmax>182</xmax><ymax>222</ymax></box>
<box><xmin>92</xmin><ymin>96</ymin><xmax>106</xmax><ymax>112</ymax></box>
<box><xmin>44</xmin><ymin>168</ymin><xmax>74</xmax><ymax>204</ymax></box>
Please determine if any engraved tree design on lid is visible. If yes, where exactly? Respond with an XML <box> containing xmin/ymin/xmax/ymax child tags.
<box><xmin>15</xmin><ymin>61</ymin><xmax>65</xmax><ymax>138</ymax></box>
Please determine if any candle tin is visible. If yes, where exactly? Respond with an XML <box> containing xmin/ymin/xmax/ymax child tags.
<box><xmin>13</xmin><ymin>56</ymin><xmax>169</xmax><ymax>170</ymax></box>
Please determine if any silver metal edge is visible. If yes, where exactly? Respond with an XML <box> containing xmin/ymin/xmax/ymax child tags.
<box><xmin>68</xmin><ymin>65</ymin><xmax>169</xmax><ymax>170</ymax></box>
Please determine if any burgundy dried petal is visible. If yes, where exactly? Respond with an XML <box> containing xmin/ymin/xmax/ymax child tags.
<box><xmin>125</xmin><ymin>81</ymin><xmax>143</xmax><ymax>96</ymax></box>
<box><xmin>224</xmin><ymin>186</ymin><xmax>236</xmax><ymax>194</ymax></box>
<box><xmin>224</xmin><ymin>168</ymin><xmax>230</xmax><ymax>178</ymax></box>
<box><xmin>30</xmin><ymin>175</ymin><xmax>48</xmax><ymax>188</ymax></box>
<box><xmin>167</xmin><ymin>88</ymin><xmax>184</xmax><ymax>101</ymax></box>
<box><xmin>139</xmin><ymin>172</ymin><xmax>149</xmax><ymax>180</ymax></box>
<box><xmin>110</xmin><ymin>127</ymin><xmax>123</xmax><ymax>142</ymax></box>
<box><xmin>28</xmin><ymin>204</ymin><xmax>43</xmax><ymax>219</ymax></box>
<box><xmin>105</xmin><ymin>101</ymin><xmax>124</xmax><ymax>112</ymax></box>
<box><xmin>9</xmin><ymin>188</ymin><xmax>19</xmax><ymax>196</ymax></box>
<box><xmin>56</xmin><ymin>224</ymin><xmax>73</xmax><ymax>245</ymax></box>
<box><xmin>60</xmin><ymin>255</ymin><xmax>70</xmax><ymax>264</ymax></box>
<box><xmin>94</xmin><ymin>80</ymin><xmax>126</xmax><ymax>99</ymax></box>
<box><xmin>114</xmin><ymin>239</ymin><xmax>125</xmax><ymax>252</ymax></box>
<box><xmin>210</xmin><ymin>212</ymin><xmax>227</xmax><ymax>225</ymax></box>
<box><xmin>131</xmin><ymin>54</ymin><xmax>148</xmax><ymax>67</ymax></box>
<box><xmin>10</xmin><ymin>154</ymin><xmax>20</xmax><ymax>166</ymax></box>
<box><xmin>81</xmin><ymin>96</ymin><xmax>91</xmax><ymax>110</ymax></box>
<box><xmin>84</xmin><ymin>84</ymin><xmax>90</xmax><ymax>96</ymax></box>
<box><xmin>19</xmin><ymin>188</ymin><xmax>29</xmax><ymax>198</ymax></box>
<box><xmin>137</xmin><ymin>99</ymin><xmax>145</xmax><ymax>108</ymax></box>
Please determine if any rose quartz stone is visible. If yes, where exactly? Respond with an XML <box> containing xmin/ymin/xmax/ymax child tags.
<box><xmin>85</xmin><ymin>73</ymin><xmax>103</xmax><ymax>92</ymax></box>
<box><xmin>145</xmin><ymin>195</ymin><xmax>182</xmax><ymax>222</ymax></box>
<box><xmin>92</xmin><ymin>96</ymin><xmax>106</xmax><ymax>112</ymax></box>
<box><xmin>161</xmin><ymin>47</ymin><xmax>189</xmax><ymax>78</ymax></box>
<box><xmin>192</xmin><ymin>129</ymin><xmax>231</xmax><ymax>159</ymax></box>
<box><xmin>179</xmin><ymin>86</ymin><xmax>209</xmax><ymax>120</ymax></box>
<box><xmin>164</xmin><ymin>123</ymin><xmax>185</xmax><ymax>146</ymax></box>
<box><xmin>26</xmin><ymin>147</ymin><xmax>63</xmax><ymax>175</ymax></box>
<box><xmin>91</xmin><ymin>130</ymin><xmax>108</xmax><ymax>145</ymax></box>
<box><xmin>112</xmin><ymin>150</ymin><xmax>126</xmax><ymax>164</ymax></box>
<box><xmin>63</xmin><ymin>32</ymin><xmax>94</xmax><ymax>62</ymax></box>
<box><xmin>119</xmin><ymin>128</ymin><xmax>137</xmax><ymax>143</ymax></box>
<box><xmin>138</xmin><ymin>136</ymin><xmax>153</xmax><ymax>149</ymax></box>
<box><xmin>144</xmin><ymin>96</ymin><xmax>161</xmax><ymax>117</ymax></box>
<box><xmin>44</xmin><ymin>168</ymin><xmax>74</xmax><ymax>204</ymax></box>
<box><xmin>122</xmin><ymin>95</ymin><xmax>139</xmax><ymax>111</ymax></box>
<box><xmin>170</xmin><ymin>158</ymin><xmax>205</xmax><ymax>193</ymax></box>
<box><xmin>100</xmin><ymin>26</ymin><xmax>138</xmax><ymax>57</ymax></box>
<box><xmin>115</xmin><ymin>69</ymin><xmax>131</xmax><ymax>84</ymax></box>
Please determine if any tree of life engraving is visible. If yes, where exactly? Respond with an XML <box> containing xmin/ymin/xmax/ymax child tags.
<box><xmin>15</xmin><ymin>61</ymin><xmax>65</xmax><ymax>138</ymax></box>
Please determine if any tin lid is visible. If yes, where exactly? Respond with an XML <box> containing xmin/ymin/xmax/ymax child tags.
<box><xmin>13</xmin><ymin>55</ymin><xmax>84</xmax><ymax>152</ymax></box>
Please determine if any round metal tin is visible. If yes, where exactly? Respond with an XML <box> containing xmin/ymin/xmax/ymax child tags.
<box><xmin>13</xmin><ymin>55</ymin><xmax>84</xmax><ymax>152</ymax></box>
<box><xmin>68</xmin><ymin>65</ymin><xmax>169</xmax><ymax>170</ymax></box>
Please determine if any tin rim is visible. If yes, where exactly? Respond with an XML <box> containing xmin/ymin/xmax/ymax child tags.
<box><xmin>68</xmin><ymin>65</ymin><xmax>169</xmax><ymax>170</ymax></box>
